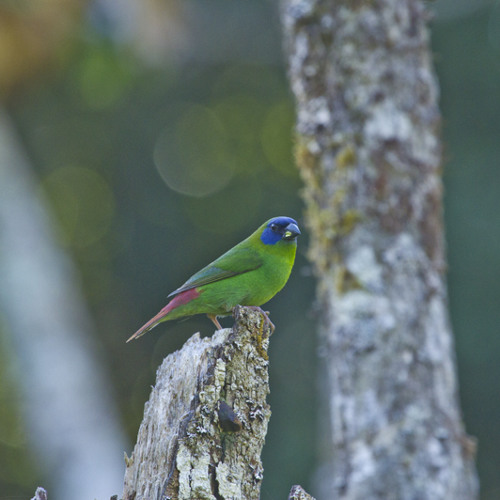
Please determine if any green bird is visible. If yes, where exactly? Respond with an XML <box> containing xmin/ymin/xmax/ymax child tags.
<box><xmin>127</xmin><ymin>216</ymin><xmax>300</xmax><ymax>342</ymax></box>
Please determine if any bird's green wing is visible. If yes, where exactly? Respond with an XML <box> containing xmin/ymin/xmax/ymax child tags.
<box><xmin>168</xmin><ymin>246</ymin><xmax>263</xmax><ymax>297</ymax></box>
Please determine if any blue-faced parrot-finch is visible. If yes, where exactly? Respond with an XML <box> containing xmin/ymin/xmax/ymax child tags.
<box><xmin>127</xmin><ymin>216</ymin><xmax>300</xmax><ymax>342</ymax></box>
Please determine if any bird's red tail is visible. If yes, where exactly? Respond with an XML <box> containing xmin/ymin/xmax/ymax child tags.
<box><xmin>126</xmin><ymin>307</ymin><xmax>170</xmax><ymax>342</ymax></box>
<box><xmin>126</xmin><ymin>288</ymin><xmax>200</xmax><ymax>342</ymax></box>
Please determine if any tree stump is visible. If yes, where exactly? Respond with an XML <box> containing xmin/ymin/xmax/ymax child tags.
<box><xmin>123</xmin><ymin>306</ymin><xmax>272</xmax><ymax>500</ymax></box>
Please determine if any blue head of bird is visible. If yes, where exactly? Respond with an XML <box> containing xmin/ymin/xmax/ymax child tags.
<box><xmin>260</xmin><ymin>217</ymin><xmax>301</xmax><ymax>246</ymax></box>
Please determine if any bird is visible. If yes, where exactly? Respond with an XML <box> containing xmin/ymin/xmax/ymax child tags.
<box><xmin>127</xmin><ymin>216</ymin><xmax>300</xmax><ymax>342</ymax></box>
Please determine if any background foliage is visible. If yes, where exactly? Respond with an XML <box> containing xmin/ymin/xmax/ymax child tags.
<box><xmin>0</xmin><ymin>1</ymin><xmax>498</xmax><ymax>498</ymax></box>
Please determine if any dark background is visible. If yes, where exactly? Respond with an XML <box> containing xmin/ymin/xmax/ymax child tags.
<box><xmin>0</xmin><ymin>1</ymin><xmax>498</xmax><ymax>499</ymax></box>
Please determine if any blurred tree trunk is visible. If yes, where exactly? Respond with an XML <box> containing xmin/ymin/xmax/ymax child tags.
<box><xmin>281</xmin><ymin>1</ymin><xmax>478</xmax><ymax>499</ymax></box>
<box><xmin>0</xmin><ymin>109</ymin><xmax>126</xmax><ymax>500</ymax></box>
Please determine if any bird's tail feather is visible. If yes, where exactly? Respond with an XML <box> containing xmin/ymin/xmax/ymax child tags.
<box><xmin>126</xmin><ymin>307</ymin><xmax>171</xmax><ymax>342</ymax></box>
<box><xmin>127</xmin><ymin>310</ymin><xmax>168</xmax><ymax>342</ymax></box>
<box><xmin>126</xmin><ymin>287</ymin><xmax>201</xmax><ymax>342</ymax></box>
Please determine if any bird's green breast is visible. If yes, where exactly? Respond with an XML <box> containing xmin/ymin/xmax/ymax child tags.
<box><xmin>215</xmin><ymin>237</ymin><xmax>295</xmax><ymax>310</ymax></box>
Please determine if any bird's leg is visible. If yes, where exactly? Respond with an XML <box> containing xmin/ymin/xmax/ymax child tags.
<box><xmin>207</xmin><ymin>314</ymin><xmax>223</xmax><ymax>330</ymax></box>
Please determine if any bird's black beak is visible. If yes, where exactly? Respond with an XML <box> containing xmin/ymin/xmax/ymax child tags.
<box><xmin>283</xmin><ymin>222</ymin><xmax>301</xmax><ymax>241</ymax></box>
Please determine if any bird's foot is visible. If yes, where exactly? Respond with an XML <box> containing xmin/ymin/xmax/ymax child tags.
<box><xmin>244</xmin><ymin>306</ymin><xmax>275</xmax><ymax>360</ymax></box>
<box><xmin>252</xmin><ymin>307</ymin><xmax>274</xmax><ymax>334</ymax></box>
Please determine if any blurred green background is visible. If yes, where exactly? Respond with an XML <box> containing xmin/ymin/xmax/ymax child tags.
<box><xmin>0</xmin><ymin>0</ymin><xmax>498</xmax><ymax>499</ymax></box>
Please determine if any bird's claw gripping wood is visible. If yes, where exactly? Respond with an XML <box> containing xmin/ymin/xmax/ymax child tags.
<box><xmin>245</xmin><ymin>306</ymin><xmax>275</xmax><ymax>334</ymax></box>
<box><xmin>235</xmin><ymin>306</ymin><xmax>274</xmax><ymax>360</ymax></box>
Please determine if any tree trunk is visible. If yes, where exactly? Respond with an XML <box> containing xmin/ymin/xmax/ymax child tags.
<box><xmin>0</xmin><ymin>109</ymin><xmax>126</xmax><ymax>500</ymax></box>
<box><xmin>281</xmin><ymin>1</ymin><xmax>478</xmax><ymax>499</ymax></box>
<box><xmin>123</xmin><ymin>306</ymin><xmax>273</xmax><ymax>500</ymax></box>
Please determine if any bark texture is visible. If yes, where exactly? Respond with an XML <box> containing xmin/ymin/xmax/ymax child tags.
<box><xmin>281</xmin><ymin>1</ymin><xmax>478</xmax><ymax>499</ymax></box>
<box><xmin>289</xmin><ymin>485</ymin><xmax>316</xmax><ymax>500</ymax></box>
<box><xmin>31</xmin><ymin>487</ymin><xmax>48</xmax><ymax>500</ymax></box>
<box><xmin>123</xmin><ymin>306</ymin><xmax>272</xmax><ymax>500</ymax></box>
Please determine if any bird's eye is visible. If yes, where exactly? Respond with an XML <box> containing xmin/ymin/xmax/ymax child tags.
<box><xmin>270</xmin><ymin>224</ymin><xmax>278</xmax><ymax>231</ymax></box>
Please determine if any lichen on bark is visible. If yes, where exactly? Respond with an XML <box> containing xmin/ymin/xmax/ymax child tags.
<box><xmin>123</xmin><ymin>306</ymin><xmax>271</xmax><ymax>500</ymax></box>
<box><xmin>282</xmin><ymin>0</ymin><xmax>478</xmax><ymax>498</ymax></box>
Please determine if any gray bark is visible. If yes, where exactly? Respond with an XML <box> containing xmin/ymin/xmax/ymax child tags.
<box><xmin>0</xmin><ymin>110</ymin><xmax>127</xmax><ymax>500</ymax></box>
<box><xmin>123</xmin><ymin>306</ymin><xmax>272</xmax><ymax>500</ymax></box>
<box><xmin>31</xmin><ymin>487</ymin><xmax>48</xmax><ymax>500</ymax></box>
<box><xmin>289</xmin><ymin>485</ymin><xmax>316</xmax><ymax>500</ymax></box>
<box><xmin>281</xmin><ymin>1</ymin><xmax>478</xmax><ymax>499</ymax></box>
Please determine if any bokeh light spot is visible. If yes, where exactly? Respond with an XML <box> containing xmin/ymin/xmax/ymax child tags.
<box><xmin>76</xmin><ymin>45</ymin><xmax>134</xmax><ymax>109</ymax></box>
<box><xmin>40</xmin><ymin>166</ymin><xmax>115</xmax><ymax>248</ymax></box>
<box><xmin>153</xmin><ymin>104</ymin><xmax>234</xmax><ymax>197</ymax></box>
